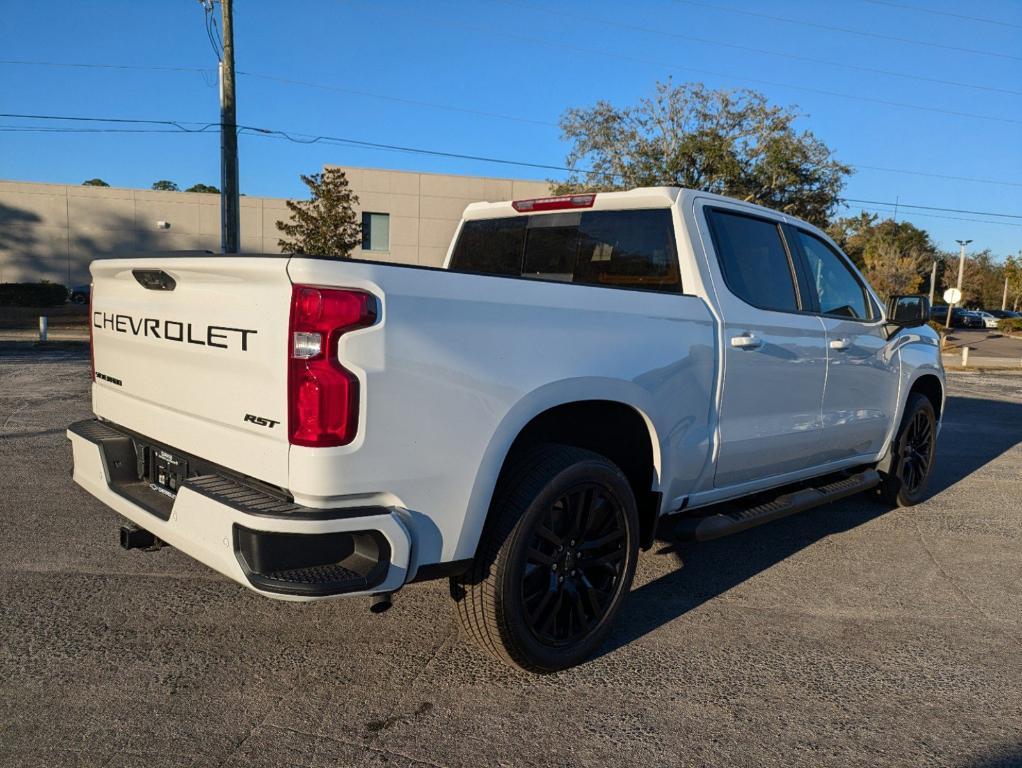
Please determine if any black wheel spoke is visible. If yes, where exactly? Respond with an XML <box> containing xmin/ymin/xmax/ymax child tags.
<box><xmin>534</xmin><ymin>523</ymin><xmax>562</xmax><ymax>547</ymax></box>
<box><xmin>526</xmin><ymin>547</ymin><xmax>557</xmax><ymax>567</ymax></box>
<box><xmin>521</xmin><ymin>480</ymin><xmax>629</xmax><ymax>647</ymax></box>
<box><xmin>578</xmin><ymin>527</ymin><xmax>624</xmax><ymax>552</ymax></box>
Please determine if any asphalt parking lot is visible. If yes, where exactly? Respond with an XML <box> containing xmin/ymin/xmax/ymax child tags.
<box><xmin>1</xmin><ymin>343</ymin><xmax>1020</xmax><ymax>768</ymax></box>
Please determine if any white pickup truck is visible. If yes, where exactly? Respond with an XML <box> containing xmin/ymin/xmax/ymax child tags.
<box><xmin>69</xmin><ymin>187</ymin><xmax>944</xmax><ymax>672</ymax></box>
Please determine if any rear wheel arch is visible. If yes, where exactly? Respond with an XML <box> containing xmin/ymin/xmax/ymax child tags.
<box><xmin>484</xmin><ymin>400</ymin><xmax>661</xmax><ymax>551</ymax></box>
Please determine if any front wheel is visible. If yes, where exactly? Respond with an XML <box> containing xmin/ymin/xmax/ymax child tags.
<box><xmin>451</xmin><ymin>445</ymin><xmax>639</xmax><ymax>673</ymax></box>
<box><xmin>880</xmin><ymin>392</ymin><xmax>937</xmax><ymax>507</ymax></box>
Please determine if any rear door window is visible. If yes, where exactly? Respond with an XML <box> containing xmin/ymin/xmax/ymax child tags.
<box><xmin>706</xmin><ymin>209</ymin><xmax>799</xmax><ymax>313</ymax></box>
<box><xmin>449</xmin><ymin>209</ymin><xmax>682</xmax><ymax>294</ymax></box>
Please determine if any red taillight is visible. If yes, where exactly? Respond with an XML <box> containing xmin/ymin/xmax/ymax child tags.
<box><xmin>511</xmin><ymin>193</ymin><xmax>596</xmax><ymax>213</ymax></box>
<box><xmin>88</xmin><ymin>283</ymin><xmax>95</xmax><ymax>381</ymax></box>
<box><xmin>287</xmin><ymin>285</ymin><xmax>376</xmax><ymax>447</ymax></box>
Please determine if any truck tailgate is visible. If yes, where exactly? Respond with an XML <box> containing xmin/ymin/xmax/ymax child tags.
<box><xmin>90</xmin><ymin>257</ymin><xmax>293</xmax><ymax>488</ymax></box>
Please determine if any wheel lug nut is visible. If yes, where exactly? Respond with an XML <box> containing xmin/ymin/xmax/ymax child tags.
<box><xmin>559</xmin><ymin>576</ymin><xmax>564</xmax><ymax>583</ymax></box>
<box><xmin>552</xmin><ymin>564</ymin><xmax>557</xmax><ymax>571</ymax></box>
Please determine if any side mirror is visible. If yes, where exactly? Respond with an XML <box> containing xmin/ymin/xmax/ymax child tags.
<box><xmin>886</xmin><ymin>295</ymin><xmax>930</xmax><ymax>328</ymax></box>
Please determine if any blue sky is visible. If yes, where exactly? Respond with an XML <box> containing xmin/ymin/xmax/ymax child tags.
<box><xmin>1</xmin><ymin>0</ymin><xmax>1020</xmax><ymax>257</ymax></box>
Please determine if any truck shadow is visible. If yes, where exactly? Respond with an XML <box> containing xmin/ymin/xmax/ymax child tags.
<box><xmin>599</xmin><ymin>393</ymin><xmax>1022</xmax><ymax>658</ymax></box>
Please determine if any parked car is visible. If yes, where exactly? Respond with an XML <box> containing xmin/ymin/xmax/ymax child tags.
<box><xmin>68</xmin><ymin>187</ymin><xmax>945</xmax><ymax>672</ymax></box>
<box><xmin>973</xmin><ymin>311</ymin><xmax>999</xmax><ymax>329</ymax></box>
<box><xmin>962</xmin><ymin>310</ymin><xmax>986</xmax><ymax>328</ymax></box>
<box><xmin>68</xmin><ymin>284</ymin><xmax>90</xmax><ymax>305</ymax></box>
<box><xmin>986</xmin><ymin>309</ymin><xmax>1022</xmax><ymax>320</ymax></box>
<box><xmin>930</xmin><ymin>305</ymin><xmax>974</xmax><ymax>328</ymax></box>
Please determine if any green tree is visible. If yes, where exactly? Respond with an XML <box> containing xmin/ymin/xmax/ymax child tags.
<box><xmin>185</xmin><ymin>183</ymin><xmax>219</xmax><ymax>193</ymax></box>
<box><xmin>827</xmin><ymin>213</ymin><xmax>938</xmax><ymax>270</ymax></box>
<box><xmin>862</xmin><ymin>240</ymin><xmax>927</xmax><ymax>300</ymax></box>
<box><xmin>827</xmin><ymin>213</ymin><xmax>942</xmax><ymax>300</ymax></box>
<box><xmin>939</xmin><ymin>249</ymin><xmax>1004</xmax><ymax>309</ymax></box>
<box><xmin>151</xmin><ymin>180</ymin><xmax>179</xmax><ymax>192</ymax></box>
<box><xmin>276</xmin><ymin>168</ymin><xmax>362</xmax><ymax>257</ymax></box>
<box><xmin>82</xmin><ymin>178</ymin><xmax>110</xmax><ymax>187</ymax></box>
<box><xmin>554</xmin><ymin>80</ymin><xmax>851</xmax><ymax>226</ymax></box>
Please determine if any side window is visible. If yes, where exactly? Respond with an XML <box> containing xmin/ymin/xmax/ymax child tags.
<box><xmin>448</xmin><ymin>217</ymin><xmax>526</xmax><ymax>276</ymax></box>
<box><xmin>522</xmin><ymin>213</ymin><xmax>580</xmax><ymax>282</ymax></box>
<box><xmin>707</xmin><ymin>209</ymin><xmax>799</xmax><ymax>312</ymax></box>
<box><xmin>576</xmin><ymin>209</ymin><xmax>681</xmax><ymax>292</ymax></box>
<box><xmin>796</xmin><ymin>231</ymin><xmax>872</xmax><ymax>320</ymax></box>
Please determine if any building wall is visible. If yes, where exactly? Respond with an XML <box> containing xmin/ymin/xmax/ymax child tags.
<box><xmin>0</xmin><ymin>168</ymin><xmax>551</xmax><ymax>287</ymax></box>
<box><xmin>333</xmin><ymin>166</ymin><xmax>550</xmax><ymax>268</ymax></box>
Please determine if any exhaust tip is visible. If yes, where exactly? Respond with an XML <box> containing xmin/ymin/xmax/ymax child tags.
<box><xmin>369</xmin><ymin>593</ymin><xmax>394</xmax><ymax>614</ymax></box>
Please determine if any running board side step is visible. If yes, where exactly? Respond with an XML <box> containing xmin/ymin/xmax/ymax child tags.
<box><xmin>674</xmin><ymin>469</ymin><xmax>881</xmax><ymax>542</ymax></box>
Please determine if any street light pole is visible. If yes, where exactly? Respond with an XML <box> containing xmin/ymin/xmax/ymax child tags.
<box><xmin>946</xmin><ymin>238</ymin><xmax>972</xmax><ymax>328</ymax></box>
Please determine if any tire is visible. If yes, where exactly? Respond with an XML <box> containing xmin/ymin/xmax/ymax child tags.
<box><xmin>880</xmin><ymin>392</ymin><xmax>937</xmax><ymax>507</ymax></box>
<box><xmin>451</xmin><ymin>445</ymin><xmax>640</xmax><ymax>673</ymax></box>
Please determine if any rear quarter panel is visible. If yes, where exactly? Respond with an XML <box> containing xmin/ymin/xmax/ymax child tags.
<box><xmin>287</xmin><ymin>258</ymin><xmax>717</xmax><ymax>569</ymax></box>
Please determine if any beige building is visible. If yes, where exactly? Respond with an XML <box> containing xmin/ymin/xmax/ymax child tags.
<box><xmin>0</xmin><ymin>166</ymin><xmax>551</xmax><ymax>286</ymax></box>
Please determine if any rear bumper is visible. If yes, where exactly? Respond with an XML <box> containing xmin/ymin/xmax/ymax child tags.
<box><xmin>67</xmin><ymin>419</ymin><xmax>411</xmax><ymax>601</ymax></box>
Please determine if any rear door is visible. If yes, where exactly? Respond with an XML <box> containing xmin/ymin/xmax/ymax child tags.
<box><xmin>699</xmin><ymin>205</ymin><xmax>828</xmax><ymax>488</ymax></box>
<box><xmin>789</xmin><ymin>228</ymin><xmax>899</xmax><ymax>462</ymax></box>
<box><xmin>90</xmin><ymin>256</ymin><xmax>293</xmax><ymax>488</ymax></box>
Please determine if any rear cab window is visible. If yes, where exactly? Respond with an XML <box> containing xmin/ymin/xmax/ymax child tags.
<box><xmin>449</xmin><ymin>208</ymin><xmax>682</xmax><ymax>294</ymax></box>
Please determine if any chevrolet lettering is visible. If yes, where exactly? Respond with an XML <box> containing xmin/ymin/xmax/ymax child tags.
<box><xmin>92</xmin><ymin>311</ymin><xmax>257</xmax><ymax>351</ymax></box>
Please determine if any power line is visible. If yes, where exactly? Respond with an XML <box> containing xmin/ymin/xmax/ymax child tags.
<box><xmin>849</xmin><ymin>164</ymin><xmax>1022</xmax><ymax>189</ymax></box>
<box><xmin>6</xmin><ymin>58</ymin><xmax>1022</xmax><ymax>178</ymax></box>
<box><xmin>237</xmin><ymin>126</ymin><xmax>579</xmax><ymax>174</ymax></box>
<box><xmin>0</xmin><ymin>112</ymin><xmax>218</xmax><ymax>131</ymax></box>
<box><xmin>674</xmin><ymin>0</ymin><xmax>1022</xmax><ymax>63</ymax></box>
<box><xmin>491</xmin><ymin>0</ymin><xmax>1022</xmax><ymax>98</ymax></box>
<box><xmin>841</xmin><ymin>202</ymin><xmax>1022</xmax><ymax>229</ymax></box>
<box><xmin>361</xmin><ymin>4</ymin><xmax>1022</xmax><ymax>126</ymax></box>
<box><xmin>842</xmin><ymin>198</ymin><xmax>1022</xmax><ymax>220</ymax></box>
<box><xmin>0</xmin><ymin>59</ymin><xmax>212</xmax><ymax>74</ymax></box>
<box><xmin>0</xmin><ymin>125</ymin><xmax>206</xmax><ymax>134</ymax></box>
<box><xmin>858</xmin><ymin>0</ymin><xmax>1022</xmax><ymax>30</ymax></box>
<box><xmin>237</xmin><ymin>71</ymin><xmax>556</xmax><ymax>126</ymax></box>
<box><xmin>5</xmin><ymin>112</ymin><xmax>1021</xmax><ymax>225</ymax></box>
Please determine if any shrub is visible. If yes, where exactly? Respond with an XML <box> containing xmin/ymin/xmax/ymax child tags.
<box><xmin>999</xmin><ymin>317</ymin><xmax>1022</xmax><ymax>334</ymax></box>
<box><xmin>0</xmin><ymin>282</ymin><xmax>69</xmax><ymax>307</ymax></box>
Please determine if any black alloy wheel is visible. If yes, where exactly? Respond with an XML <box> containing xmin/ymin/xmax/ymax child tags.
<box><xmin>521</xmin><ymin>483</ymin><xmax>627</xmax><ymax>647</ymax></box>
<box><xmin>451</xmin><ymin>444</ymin><xmax>639</xmax><ymax>673</ymax></box>
<box><xmin>880</xmin><ymin>392</ymin><xmax>938</xmax><ymax>507</ymax></box>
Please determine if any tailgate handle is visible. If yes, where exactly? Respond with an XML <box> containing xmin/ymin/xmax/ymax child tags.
<box><xmin>133</xmin><ymin>269</ymin><xmax>177</xmax><ymax>291</ymax></box>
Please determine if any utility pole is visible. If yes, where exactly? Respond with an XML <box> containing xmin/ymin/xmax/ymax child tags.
<box><xmin>928</xmin><ymin>260</ymin><xmax>937</xmax><ymax>306</ymax></box>
<box><xmin>946</xmin><ymin>239</ymin><xmax>972</xmax><ymax>328</ymax></box>
<box><xmin>1003</xmin><ymin>274</ymin><xmax>1010</xmax><ymax>312</ymax></box>
<box><xmin>219</xmin><ymin>0</ymin><xmax>240</xmax><ymax>253</ymax></box>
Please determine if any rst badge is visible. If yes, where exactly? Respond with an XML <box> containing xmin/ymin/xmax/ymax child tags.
<box><xmin>244</xmin><ymin>414</ymin><xmax>280</xmax><ymax>429</ymax></box>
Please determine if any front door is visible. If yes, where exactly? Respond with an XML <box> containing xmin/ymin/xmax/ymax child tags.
<box><xmin>700</xmin><ymin>205</ymin><xmax>828</xmax><ymax>488</ymax></box>
<box><xmin>791</xmin><ymin>228</ymin><xmax>900</xmax><ymax>462</ymax></box>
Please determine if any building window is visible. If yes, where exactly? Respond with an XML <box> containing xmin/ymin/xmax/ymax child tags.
<box><xmin>362</xmin><ymin>212</ymin><xmax>390</xmax><ymax>252</ymax></box>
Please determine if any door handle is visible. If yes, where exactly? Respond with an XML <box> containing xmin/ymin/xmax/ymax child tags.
<box><xmin>730</xmin><ymin>333</ymin><xmax>763</xmax><ymax>350</ymax></box>
<box><xmin>829</xmin><ymin>338</ymin><xmax>851</xmax><ymax>351</ymax></box>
